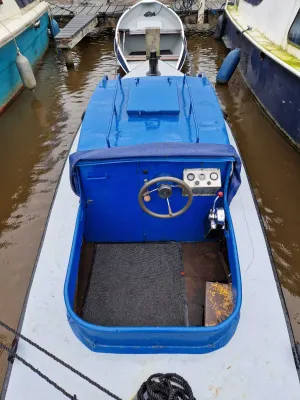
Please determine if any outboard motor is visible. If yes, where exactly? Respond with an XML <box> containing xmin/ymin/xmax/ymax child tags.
<box><xmin>205</xmin><ymin>191</ymin><xmax>226</xmax><ymax>239</ymax></box>
<box><xmin>147</xmin><ymin>50</ymin><xmax>160</xmax><ymax>76</ymax></box>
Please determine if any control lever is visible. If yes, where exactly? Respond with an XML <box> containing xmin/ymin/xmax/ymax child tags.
<box><xmin>205</xmin><ymin>191</ymin><xmax>226</xmax><ymax>238</ymax></box>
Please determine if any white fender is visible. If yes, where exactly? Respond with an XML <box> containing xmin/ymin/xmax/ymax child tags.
<box><xmin>16</xmin><ymin>52</ymin><xmax>37</xmax><ymax>90</ymax></box>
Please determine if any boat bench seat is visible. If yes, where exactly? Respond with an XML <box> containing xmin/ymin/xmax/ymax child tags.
<box><xmin>119</xmin><ymin>29</ymin><xmax>181</xmax><ymax>35</ymax></box>
<box><xmin>126</xmin><ymin>54</ymin><xmax>179</xmax><ymax>61</ymax></box>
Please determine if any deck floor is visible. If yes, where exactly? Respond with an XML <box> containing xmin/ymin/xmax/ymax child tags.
<box><xmin>82</xmin><ymin>242</ymin><xmax>188</xmax><ymax>326</ymax></box>
<box><xmin>182</xmin><ymin>242</ymin><xmax>228</xmax><ymax>326</ymax></box>
<box><xmin>78</xmin><ymin>241</ymin><xmax>229</xmax><ymax>327</ymax></box>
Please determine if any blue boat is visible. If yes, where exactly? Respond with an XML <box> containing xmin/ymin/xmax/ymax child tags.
<box><xmin>0</xmin><ymin>0</ymin><xmax>49</xmax><ymax>113</ymax></box>
<box><xmin>3</xmin><ymin>11</ymin><xmax>300</xmax><ymax>399</ymax></box>
<box><xmin>65</xmin><ymin>72</ymin><xmax>242</xmax><ymax>353</ymax></box>
<box><xmin>223</xmin><ymin>0</ymin><xmax>300</xmax><ymax>148</ymax></box>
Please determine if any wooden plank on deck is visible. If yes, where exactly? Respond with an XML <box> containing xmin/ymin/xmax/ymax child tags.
<box><xmin>205</xmin><ymin>282</ymin><xmax>233</xmax><ymax>326</ymax></box>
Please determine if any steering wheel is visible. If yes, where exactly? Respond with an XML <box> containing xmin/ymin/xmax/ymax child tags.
<box><xmin>138</xmin><ymin>176</ymin><xmax>193</xmax><ymax>219</ymax></box>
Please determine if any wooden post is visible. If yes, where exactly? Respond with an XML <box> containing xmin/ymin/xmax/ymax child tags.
<box><xmin>145</xmin><ymin>28</ymin><xmax>160</xmax><ymax>58</ymax></box>
<box><xmin>62</xmin><ymin>49</ymin><xmax>74</xmax><ymax>67</ymax></box>
<box><xmin>197</xmin><ymin>0</ymin><xmax>206</xmax><ymax>25</ymax></box>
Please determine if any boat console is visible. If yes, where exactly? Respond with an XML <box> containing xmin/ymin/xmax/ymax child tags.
<box><xmin>65</xmin><ymin>75</ymin><xmax>242</xmax><ymax>353</ymax></box>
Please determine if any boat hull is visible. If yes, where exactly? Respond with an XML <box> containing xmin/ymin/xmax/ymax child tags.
<box><xmin>0</xmin><ymin>11</ymin><xmax>49</xmax><ymax>114</ymax></box>
<box><xmin>115</xmin><ymin>0</ymin><xmax>186</xmax><ymax>73</ymax></box>
<box><xmin>224</xmin><ymin>13</ymin><xmax>300</xmax><ymax>148</ymax></box>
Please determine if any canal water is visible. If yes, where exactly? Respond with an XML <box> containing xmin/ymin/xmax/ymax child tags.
<box><xmin>0</xmin><ymin>31</ymin><xmax>300</xmax><ymax>388</ymax></box>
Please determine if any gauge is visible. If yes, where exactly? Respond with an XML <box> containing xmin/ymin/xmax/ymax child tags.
<box><xmin>187</xmin><ymin>173</ymin><xmax>195</xmax><ymax>181</ymax></box>
<box><xmin>210</xmin><ymin>172</ymin><xmax>218</xmax><ymax>181</ymax></box>
<box><xmin>199</xmin><ymin>173</ymin><xmax>206</xmax><ymax>180</ymax></box>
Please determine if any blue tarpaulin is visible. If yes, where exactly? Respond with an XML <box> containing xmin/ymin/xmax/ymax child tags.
<box><xmin>69</xmin><ymin>142</ymin><xmax>241</xmax><ymax>203</ymax></box>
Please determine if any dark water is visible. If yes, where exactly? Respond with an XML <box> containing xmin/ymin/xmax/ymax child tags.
<box><xmin>0</xmin><ymin>32</ymin><xmax>299</xmax><ymax>388</ymax></box>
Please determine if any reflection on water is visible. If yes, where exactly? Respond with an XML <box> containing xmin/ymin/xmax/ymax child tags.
<box><xmin>0</xmin><ymin>31</ymin><xmax>299</xmax><ymax>389</ymax></box>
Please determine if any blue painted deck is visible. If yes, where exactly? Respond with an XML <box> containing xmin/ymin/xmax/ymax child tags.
<box><xmin>78</xmin><ymin>75</ymin><xmax>229</xmax><ymax>150</ymax></box>
<box><xmin>0</xmin><ymin>11</ymin><xmax>49</xmax><ymax>112</ymax></box>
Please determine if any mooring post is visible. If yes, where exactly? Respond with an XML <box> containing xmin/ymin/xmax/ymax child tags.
<box><xmin>62</xmin><ymin>49</ymin><xmax>74</xmax><ymax>67</ymax></box>
<box><xmin>197</xmin><ymin>0</ymin><xmax>206</xmax><ymax>25</ymax></box>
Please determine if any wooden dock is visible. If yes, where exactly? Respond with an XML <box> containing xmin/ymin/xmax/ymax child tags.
<box><xmin>50</xmin><ymin>0</ymin><xmax>224</xmax><ymax>66</ymax></box>
<box><xmin>55</xmin><ymin>15</ymin><xmax>98</xmax><ymax>48</ymax></box>
<box><xmin>50</xmin><ymin>0</ymin><xmax>224</xmax><ymax>20</ymax></box>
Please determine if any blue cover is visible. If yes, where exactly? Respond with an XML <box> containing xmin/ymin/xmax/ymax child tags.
<box><xmin>69</xmin><ymin>142</ymin><xmax>241</xmax><ymax>203</ymax></box>
<box><xmin>76</xmin><ymin>75</ymin><xmax>229</xmax><ymax>151</ymax></box>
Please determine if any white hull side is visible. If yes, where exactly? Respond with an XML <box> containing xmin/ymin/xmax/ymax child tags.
<box><xmin>0</xmin><ymin>0</ymin><xmax>49</xmax><ymax>49</ymax></box>
<box><xmin>227</xmin><ymin>0</ymin><xmax>300</xmax><ymax>61</ymax></box>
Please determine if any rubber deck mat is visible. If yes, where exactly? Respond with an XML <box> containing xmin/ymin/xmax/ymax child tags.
<box><xmin>82</xmin><ymin>243</ymin><xmax>188</xmax><ymax>327</ymax></box>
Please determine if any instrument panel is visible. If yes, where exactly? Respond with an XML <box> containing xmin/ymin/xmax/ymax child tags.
<box><xmin>183</xmin><ymin>168</ymin><xmax>221</xmax><ymax>196</ymax></box>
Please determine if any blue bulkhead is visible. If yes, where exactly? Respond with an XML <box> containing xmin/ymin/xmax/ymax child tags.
<box><xmin>64</xmin><ymin>75</ymin><xmax>242</xmax><ymax>353</ymax></box>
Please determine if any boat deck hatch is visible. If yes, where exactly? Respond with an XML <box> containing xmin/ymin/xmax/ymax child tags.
<box><xmin>127</xmin><ymin>79</ymin><xmax>179</xmax><ymax>115</ymax></box>
<box><xmin>77</xmin><ymin>241</ymin><xmax>231</xmax><ymax>328</ymax></box>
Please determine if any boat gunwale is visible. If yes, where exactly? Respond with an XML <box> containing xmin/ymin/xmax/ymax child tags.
<box><xmin>225</xmin><ymin>5</ymin><xmax>300</xmax><ymax>79</ymax></box>
<box><xmin>0</xmin><ymin>1</ymin><xmax>49</xmax><ymax>49</ymax></box>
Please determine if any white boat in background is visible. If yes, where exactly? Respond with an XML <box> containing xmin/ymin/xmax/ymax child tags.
<box><xmin>0</xmin><ymin>0</ymin><xmax>49</xmax><ymax>113</ymax></box>
<box><xmin>115</xmin><ymin>0</ymin><xmax>186</xmax><ymax>73</ymax></box>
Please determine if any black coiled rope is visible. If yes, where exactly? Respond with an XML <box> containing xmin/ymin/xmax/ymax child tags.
<box><xmin>172</xmin><ymin>0</ymin><xmax>196</xmax><ymax>12</ymax></box>
<box><xmin>136</xmin><ymin>373</ymin><xmax>196</xmax><ymax>400</ymax></box>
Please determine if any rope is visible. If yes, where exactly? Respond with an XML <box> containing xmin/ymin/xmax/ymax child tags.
<box><xmin>172</xmin><ymin>0</ymin><xmax>197</xmax><ymax>12</ymax></box>
<box><xmin>136</xmin><ymin>373</ymin><xmax>196</xmax><ymax>400</ymax></box>
<box><xmin>0</xmin><ymin>20</ymin><xmax>20</xmax><ymax>52</ymax></box>
<box><xmin>0</xmin><ymin>319</ymin><xmax>122</xmax><ymax>400</ymax></box>
<box><xmin>183</xmin><ymin>38</ymin><xmax>194</xmax><ymax>76</ymax></box>
<box><xmin>144</xmin><ymin>3</ymin><xmax>163</xmax><ymax>17</ymax></box>
<box><xmin>0</xmin><ymin>342</ymin><xmax>78</xmax><ymax>400</ymax></box>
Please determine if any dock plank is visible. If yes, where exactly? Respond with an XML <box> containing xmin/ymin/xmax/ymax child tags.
<box><xmin>55</xmin><ymin>14</ymin><xmax>98</xmax><ymax>48</ymax></box>
<box><xmin>105</xmin><ymin>5</ymin><xmax>118</xmax><ymax>16</ymax></box>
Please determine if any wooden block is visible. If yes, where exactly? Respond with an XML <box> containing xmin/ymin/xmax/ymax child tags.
<box><xmin>145</xmin><ymin>28</ymin><xmax>160</xmax><ymax>58</ymax></box>
<box><xmin>205</xmin><ymin>282</ymin><xmax>233</xmax><ymax>326</ymax></box>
